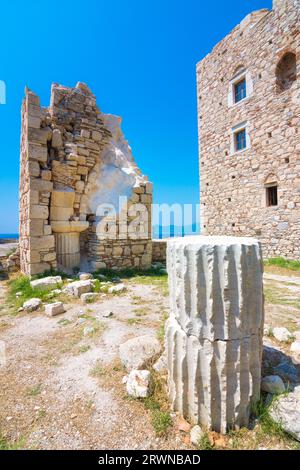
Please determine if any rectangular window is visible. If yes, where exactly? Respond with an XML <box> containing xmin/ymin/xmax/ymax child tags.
<box><xmin>235</xmin><ymin>128</ymin><xmax>246</xmax><ymax>151</ymax></box>
<box><xmin>266</xmin><ymin>186</ymin><xmax>278</xmax><ymax>207</ymax></box>
<box><xmin>234</xmin><ymin>78</ymin><xmax>247</xmax><ymax>103</ymax></box>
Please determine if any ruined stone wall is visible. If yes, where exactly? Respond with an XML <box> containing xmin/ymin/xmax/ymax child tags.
<box><xmin>152</xmin><ymin>240</ymin><xmax>167</xmax><ymax>263</ymax></box>
<box><xmin>19</xmin><ymin>82</ymin><xmax>152</xmax><ymax>275</ymax></box>
<box><xmin>19</xmin><ymin>91</ymin><xmax>56</xmax><ymax>275</ymax></box>
<box><xmin>197</xmin><ymin>0</ymin><xmax>300</xmax><ymax>259</ymax></box>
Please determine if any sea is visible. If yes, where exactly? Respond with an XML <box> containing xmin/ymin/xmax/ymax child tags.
<box><xmin>0</xmin><ymin>234</ymin><xmax>19</xmax><ymax>240</ymax></box>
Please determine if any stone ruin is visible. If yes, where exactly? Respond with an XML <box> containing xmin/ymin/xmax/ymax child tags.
<box><xmin>165</xmin><ymin>235</ymin><xmax>264</xmax><ymax>433</ymax></box>
<box><xmin>19</xmin><ymin>82</ymin><xmax>153</xmax><ymax>275</ymax></box>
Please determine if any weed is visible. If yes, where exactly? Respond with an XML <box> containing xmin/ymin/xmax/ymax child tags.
<box><xmin>26</xmin><ymin>383</ymin><xmax>42</xmax><ymax>397</ymax></box>
<box><xmin>198</xmin><ymin>432</ymin><xmax>214</xmax><ymax>450</ymax></box>
<box><xmin>0</xmin><ymin>433</ymin><xmax>25</xmax><ymax>450</ymax></box>
<box><xmin>90</xmin><ymin>360</ymin><xmax>106</xmax><ymax>377</ymax></box>
<box><xmin>264</xmin><ymin>258</ymin><xmax>300</xmax><ymax>272</ymax></box>
<box><xmin>78</xmin><ymin>345</ymin><xmax>90</xmax><ymax>353</ymax></box>
<box><xmin>151</xmin><ymin>410</ymin><xmax>172</xmax><ymax>436</ymax></box>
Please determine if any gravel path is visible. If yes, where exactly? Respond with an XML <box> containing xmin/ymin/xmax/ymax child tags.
<box><xmin>0</xmin><ymin>280</ymin><xmax>190</xmax><ymax>450</ymax></box>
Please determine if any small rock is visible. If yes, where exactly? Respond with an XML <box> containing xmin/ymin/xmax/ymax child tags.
<box><xmin>15</xmin><ymin>291</ymin><xmax>22</xmax><ymax>298</ymax></box>
<box><xmin>97</xmin><ymin>274</ymin><xmax>107</xmax><ymax>281</ymax></box>
<box><xmin>112</xmin><ymin>277</ymin><xmax>121</xmax><ymax>283</ymax></box>
<box><xmin>76</xmin><ymin>318</ymin><xmax>86</xmax><ymax>325</ymax></box>
<box><xmin>70</xmin><ymin>414</ymin><xmax>77</xmax><ymax>420</ymax></box>
<box><xmin>273</xmin><ymin>327</ymin><xmax>292</xmax><ymax>342</ymax></box>
<box><xmin>119</xmin><ymin>335</ymin><xmax>162</xmax><ymax>371</ymax></box>
<box><xmin>103</xmin><ymin>311</ymin><xmax>113</xmax><ymax>318</ymax></box>
<box><xmin>261</xmin><ymin>375</ymin><xmax>285</xmax><ymax>394</ymax></box>
<box><xmin>153</xmin><ymin>354</ymin><xmax>167</xmax><ymax>374</ymax></box>
<box><xmin>291</xmin><ymin>341</ymin><xmax>300</xmax><ymax>355</ymax></box>
<box><xmin>108</xmin><ymin>283</ymin><xmax>126</xmax><ymax>294</ymax></box>
<box><xmin>83</xmin><ymin>326</ymin><xmax>95</xmax><ymax>336</ymax></box>
<box><xmin>126</xmin><ymin>370</ymin><xmax>151</xmax><ymax>398</ymax></box>
<box><xmin>80</xmin><ymin>293</ymin><xmax>98</xmax><ymax>303</ymax></box>
<box><xmin>79</xmin><ymin>272</ymin><xmax>93</xmax><ymax>281</ymax></box>
<box><xmin>45</xmin><ymin>302</ymin><xmax>65</xmax><ymax>317</ymax></box>
<box><xmin>63</xmin><ymin>280</ymin><xmax>93</xmax><ymax>298</ymax></box>
<box><xmin>190</xmin><ymin>425</ymin><xmax>204</xmax><ymax>446</ymax></box>
<box><xmin>18</xmin><ymin>307</ymin><xmax>24</xmax><ymax>312</ymax></box>
<box><xmin>6</xmin><ymin>416</ymin><xmax>13</xmax><ymax>422</ymax></box>
<box><xmin>30</xmin><ymin>276</ymin><xmax>62</xmax><ymax>292</ymax></box>
<box><xmin>23</xmin><ymin>298</ymin><xmax>42</xmax><ymax>312</ymax></box>
<box><xmin>122</xmin><ymin>376</ymin><xmax>128</xmax><ymax>384</ymax></box>
<box><xmin>270</xmin><ymin>385</ymin><xmax>300</xmax><ymax>441</ymax></box>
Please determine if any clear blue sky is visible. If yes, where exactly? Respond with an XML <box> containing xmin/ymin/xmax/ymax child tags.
<box><xmin>0</xmin><ymin>0</ymin><xmax>272</xmax><ymax>233</ymax></box>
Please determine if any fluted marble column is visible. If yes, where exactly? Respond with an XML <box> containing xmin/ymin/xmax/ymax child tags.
<box><xmin>165</xmin><ymin>236</ymin><xmax>264</xmax><ymax>434</ymax></box>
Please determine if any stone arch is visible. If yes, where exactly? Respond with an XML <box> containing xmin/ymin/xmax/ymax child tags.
<box><xmin>264</xmin><ymin>173</ymin><xmax>278</xmax><ymax>186</ymax></box>
<box><xmin>276</xmin><ymin>52</ymin><xmax>297</xmax><ymax>93</ymax></box>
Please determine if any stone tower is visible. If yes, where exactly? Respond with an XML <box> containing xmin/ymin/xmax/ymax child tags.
<box><xmin>197</xmin><ymin>0</ymin><xmax>300</xmax><ymax>259</ymax></box>
<box><xmin>19</xmin><ymin>83</ymin><xmax>152</xmax><ymax>275</ymax></box>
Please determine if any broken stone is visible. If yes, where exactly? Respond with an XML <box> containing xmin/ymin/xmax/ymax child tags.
<box><xmin>291</xmin><ymin>341</ymin><xmax>300</xmax><ymax>355</ymax></box>
<box><xmin>153</xmin><ymin>354</ymin><xmax>167</xmax><ymax>374</ymax></box>
<box><xmin>273</xmin><ymin>327</ymin><xmax>292</xmax><ymax>343</ymax></box>
<box><xmin>23</xmin><ymin>298</ymin><xmax>42</xmax><ymax>312</ymax></box>
<box><xmin>80</xmin><ymin>293</ymin><xmax>98</xmax><ymax>303</ymax></box>
<box><xmin>270</xmin><ymin>385</ymin><xmax>300</xmax><ymax>442</ymax></box>
<box><xmin>51</xmin><ymin>128</ymin><xmax>63</xmax><ymax>148</ymax></box>
<box><xmin>45</xmin><ymin>302</ymin><xmax>65</xmax><ymax>317</ymax></box>
<box><xmin>83</xmin><ymin>326</ymin><xmax>95</xmax><ymax>336</ymax></box>
<box><xmin>63</xmin><ymin>280</ymin><xmax>93</xmax><ymax>298</ymax></box>
<box><xmin>102</xmin><ymin>311</ymin><xmax>113</xmax><ymax>318</ymax></box>
<box><xmin>79</xmin><ymin>272</ymin><xmax>93</xmax><ymax>281</ymax></box>
<box><xmin>190</xmin><ymin>425</ymin><xmax>204</xmax><ymax>446</ymax></box>
<box><xmin>30</xmin><ymin>276</ymin><xmax>62</xmax><ymax>291</ymax></box>
<box><xmin>119</xmin><ymin>335</ymin><xmax>162</xmax><ymax>371</ymax></box>
<box><xmin>108</xmin><ymin>283</ymin><xmax>126</xmax><ymax>294</ymax></box>
<box><xmin>126</xmin><ymin>370</ymin><xmax>151</xmax><ymax>398</ymax></box>
<box><xmin>261</xmin><ymin>375</ymin><xmax>285</xmax><ymax>394</ymax></box>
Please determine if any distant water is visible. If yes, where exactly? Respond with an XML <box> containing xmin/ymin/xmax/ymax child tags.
<box><xmin>153</xmin><ymin>224</ymin><xmax>200</xmax><ymax>240</ymax></box>
<box><xmin>0</xmin><ymin>234</ymin><xmax>19</xmax><ymax>240</ymax></box>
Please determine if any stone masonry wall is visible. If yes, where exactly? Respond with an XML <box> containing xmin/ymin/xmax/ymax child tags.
<box><xmin>197</xmin><ymin>0</ymin><xmax>300</xmax><ymax>260</ymax></box>
<box><xmin>152</xmin><ymin>240</ymin><xmax>167</xmax><ymax>263</ymax></box>
<box><xmin>19</xmin><ymin>82</ymin><xmax>153</xmax><ymax>275</ymax></box>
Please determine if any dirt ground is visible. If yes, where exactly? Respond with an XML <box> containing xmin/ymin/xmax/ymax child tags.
<box><xmin>0</xmin><ymin>266</ymin><xmax>300</xmax><ymax>450</ymax></box>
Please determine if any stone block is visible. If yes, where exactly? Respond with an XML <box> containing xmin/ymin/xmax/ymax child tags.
<box><xmin>28</xmin><ymin>160</ymin><xmax>40</xmax><ymax>177</ymax></box>
<box><xmin>30</xmin><ymin>276</ymin><xmax>62</xmax><ymax>291</ymax></box>
<box><xmin>30</xmin><ymin>178</ymin><xmax>53</xmax><ymax>193</ymax></box>
<box><xmin>63</xmin><ymin>280</ymin><xmax>93</xmax><ymax>298</ymax></box>
<box><xmin>91</xmin><ymin>130</ymin><xmax>102</xmax><ymax>142</ymax></box>
<box><xmin>28</xmin><ymin>127</ymin><xmax>51</xmax><ymax>144</ymax></box>
<box><xmin>28</xmin><ymin>115</ymin><xmax>41</xmax><ymax>129</ymax></box>
<box><xmin>51</xmin><ymin>129</ymin><xmax>63</xmax><ymax>148</ymax></box>
<box><xmin>30</xmin><ymin>219</ymin><xmax>45</xmax><ymax>236</ymax></box>
<box><xmin>30</xmin><ymin>236</ymin><xmax>55</xmax><ymax>251</ymax></box>
<box><xmin>50</xmin><ymin>206</ymin><xmax>73</xmax><ymax>221</ymax></box>
<box><xmin>51</xmin><ymin>190</ymin><xmax>75</xmax><ymax>208</ymax></box>
<box><xmin>28</xmin><ymin>143</ymin><xmax>48</xmax><ymax>163</ymax></box>
<box><xmin>30</xmin><ymin>205</ymin><xmax>49</xmax><ymax>220</ymax></box>
<box><xmin>119</xmin><ymin>335</ymin><xmax>162</xmax><ymax>371</ymax></box>
<box><xmin>45</xmin><ymin>302</ymin><xmax>65</xmax><ymax>317</ymax></box>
